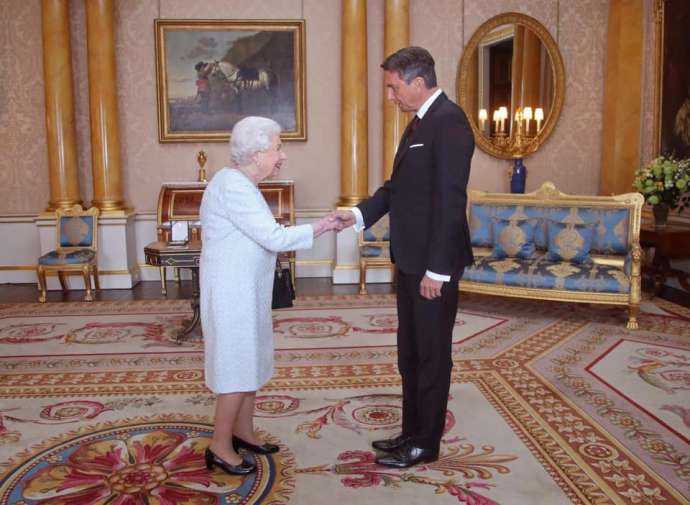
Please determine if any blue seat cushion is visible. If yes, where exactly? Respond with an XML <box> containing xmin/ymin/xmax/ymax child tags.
<box><xmin>462</xmin><ymin>255</ymin><xmax>630</xmax><ymax>294</ymax></box>
<box><xmin>491</xmin><ymin>217</ymin><xmax>537</xmax><ymax>259</ymax></box>
<box><xmin>38</xmin><ymin>250</ymin><xmax>96</xmax><ymax>265</ymax></box>
<box><xmin>360</xmin><ymin>245</ymin><xmax>390</xmax><ymax>258</ymax></box>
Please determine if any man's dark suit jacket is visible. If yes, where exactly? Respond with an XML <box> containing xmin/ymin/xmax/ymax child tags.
<box><xmin>358</xmin><ymin>92</ymin><xmax>475</xmax><ymax>277</ymax></box>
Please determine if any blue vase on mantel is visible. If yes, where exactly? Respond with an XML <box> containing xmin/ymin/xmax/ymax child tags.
<box><xmin>510</xmin><ymin>158</ymin><xmax>527</xmax><ymax>193</ymax></box>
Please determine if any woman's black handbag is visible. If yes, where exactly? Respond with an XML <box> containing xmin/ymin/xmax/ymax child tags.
<box><xmin>272</xmin><ymin>258</ymin><xmax>295</xmax><ymax>309</ymax></box>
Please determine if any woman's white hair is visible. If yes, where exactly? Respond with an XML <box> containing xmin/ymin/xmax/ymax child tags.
<box><xmin>229</xmin><ymin>116</ymin><xmax>281</xmax><ymax>168</ymax></box>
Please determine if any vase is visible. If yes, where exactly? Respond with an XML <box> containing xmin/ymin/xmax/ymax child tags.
<box><xmin>510</xmin><ymin>158</ymin><xmax>527</xmax><ymax>193</ymax></box>
<box><xmin>653</xmin><ymin>203</ymin><xmax>669</xmax><ymax>226</ymax></box>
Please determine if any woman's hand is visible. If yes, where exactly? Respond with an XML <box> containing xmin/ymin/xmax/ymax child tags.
<box><xmin>312</xmin><ymin>213</ymin><xmax>339</xmax><ymax>238</ymax></box>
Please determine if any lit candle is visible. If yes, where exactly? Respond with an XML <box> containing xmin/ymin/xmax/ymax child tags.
<box><xmin>522</xmin><ymin>107</ymin><xmax>533</xmax><ymax>134</ymax></box>
<box><xmin>499</xmin><ymin>107</ymin><xmax>508</xmax><ymax>133</ymax></box>
<box><xmin>479</xmin><ymin>108</ymin><xmax>488</xmax><ymax>130</ymax></box>
<box><xmin>534</xmin><ymin>108</ymin><xmax>544</xmax><ymax>132</ymax></box>
<box><xmin>493</xmin><ymin>109</ymin><xmax>499</xmax><ymax>133</ymax></box>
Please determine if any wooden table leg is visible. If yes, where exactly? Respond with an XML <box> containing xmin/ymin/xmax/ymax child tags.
<box><xmin>651</xmin><ymin>250</ymin><xmax>668</xmax><ymax>297</ymax></box>
<box><xmin>176</xmin><ymin>267</ymin><xmax>201</xmax><ymax>344</ymax></box>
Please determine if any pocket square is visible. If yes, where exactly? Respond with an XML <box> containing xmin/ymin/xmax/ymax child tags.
<box><xmin>409</xmin><ymin>143</ymin><xmax>424</xmax><ymax>149</ymax></box>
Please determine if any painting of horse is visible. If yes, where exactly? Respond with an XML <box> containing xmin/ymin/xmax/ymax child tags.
<box><xmin>155</xmin><ymin>20</ymin><xmax>306</xmax><ymax>142</ymax></box>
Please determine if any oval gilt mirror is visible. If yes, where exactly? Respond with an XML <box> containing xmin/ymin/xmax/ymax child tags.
<box><xmin>457</xmin><ymin>13</ymin><xmax>565</xmax><ymax>159</ymax></box>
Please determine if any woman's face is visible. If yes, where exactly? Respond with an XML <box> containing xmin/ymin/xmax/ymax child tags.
<box><xmin>254</xmin><ymin>134</ymin><xmax>286</xmax><ymax>181</ymax></box>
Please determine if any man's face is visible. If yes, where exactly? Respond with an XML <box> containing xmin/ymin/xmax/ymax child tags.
<box><xmin>384</xmin><ymin>70</ymin><xmax>423</xmax><ymax>112</ymax></box>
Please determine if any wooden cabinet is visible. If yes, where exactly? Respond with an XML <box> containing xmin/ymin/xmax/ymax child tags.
<box><xmin>152</xmin><ymin>180</ymin><xmax>296</xmax><ymax>294</ymax></box>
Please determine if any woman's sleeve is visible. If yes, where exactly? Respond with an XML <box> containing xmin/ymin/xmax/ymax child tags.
<box><xmin>220</xmin><ymin>178</ymin><xmax>313</xmax><ymax>253</ymax></box>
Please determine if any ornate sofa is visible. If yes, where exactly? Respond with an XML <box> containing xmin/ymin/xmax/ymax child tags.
<box><xmin>460</xmin><ymin>182</ymin><xmax>644</xmax><ymax>329</ymax></box>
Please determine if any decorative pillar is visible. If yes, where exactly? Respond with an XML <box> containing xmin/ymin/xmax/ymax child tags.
<box><xmin>41</xmin><ymin>0</ymin><xmax>81</xmax><ymax>211</ymax></box>
<box><xmin>600</xmin><ymin>0</ymin><xmax>643</xmax><ymax>195</ymax></box>
<box><xmin>383</xmin><ymin>0</ymin><xmax>409</xmax><ymax>181</ymax></box>
<box><xmin>338</xmin><ymin>0</ymin><xmax>368</xmax><ymax>207</ymax></box>
<box><xmin>79</xmin><ymin>0</ymin><xmax>138</xmax><ymax>290</ymax></box>
<box><xmin>334</xmin><ymin>0</ymin><xmax>369</xmax><ymax>284</ymax></box>
<box><xmin>520</xmin><ymin>29</ymin><xmax>542</xmax><ymax>113</ymax></box>
<box><xmin>86</xmin><ymin>0</ymin><xmax>126</xmax><ymax>211</ymax></box>
<box><xmin>511</xmin><ymin>26</ymin><xmax>525</xmax><ymax>121</ymax></box>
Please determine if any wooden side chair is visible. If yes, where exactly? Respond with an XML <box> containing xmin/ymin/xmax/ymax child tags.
<box><xmin>358</xmin><ymin>215</ymin><xmax>394</xmax><ymax>294</ymax></box>
<box><xmin>36</xmin><ymin>205</ymin><xmax>100</xmax><ymax>303</ymax></box>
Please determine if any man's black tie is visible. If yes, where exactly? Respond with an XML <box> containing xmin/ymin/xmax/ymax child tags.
<box><xmin>400</xmin><ymin>115</ymin><xmax>420</xmax><ymax>148</ymax></box>
<box><xmin>407</xmin><ymin>115</ymin><xmax>420</xmax><ymax>137</ymax></box>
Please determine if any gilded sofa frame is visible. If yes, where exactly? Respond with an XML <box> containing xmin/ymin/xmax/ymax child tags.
<box><xmin>459</xmin><ymin>182</ymin><xmax>644</xmax><ymax>329</ymax></box>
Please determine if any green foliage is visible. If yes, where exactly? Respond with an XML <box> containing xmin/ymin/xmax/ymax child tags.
<box><xmin>632</xmin><ymin>156</ymin><xmax>690</xmax><ymax>211</ymax></box>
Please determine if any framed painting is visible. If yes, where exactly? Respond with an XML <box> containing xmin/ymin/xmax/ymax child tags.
<box><xmin>155</xmin><ymin>19</ymin><xmax>306</xmax><ymax>143</ymax></box>
<box><xmin>654</xmin><ymin>0</ymin><xmax>690</xmax><ymax>158</ymax></box>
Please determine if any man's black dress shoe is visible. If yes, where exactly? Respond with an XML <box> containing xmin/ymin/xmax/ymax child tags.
<box><xmin>371</xmin><ymin>433</ymin><xmax>410</xmax><ymax>452</ymax></box>
<box><xmin>205</xmin><ymin>448</ymin><xmax>256</xmax><ymax>475</ymax></box>
<box><xmin>232</xmin><ymin>435</ymin><xmax>280</xmax><ymax>455</ymax></box>
<box><xmin>375</xmin><ymin>442</ymin><xmax>439</xmax><ymax>468</ymax></box>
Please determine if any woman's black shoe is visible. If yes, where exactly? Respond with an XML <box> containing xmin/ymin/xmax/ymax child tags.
<box><xmin>232</xmin><ymin>435</ymin><xmax>280</xmax><ymax>454</ymax></box>
<box><xmin>205</xmin><ymin>447</ymin><xmax>256</xmax><ymax>475</ymax></box>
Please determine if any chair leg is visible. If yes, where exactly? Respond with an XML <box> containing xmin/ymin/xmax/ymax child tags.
<box><xmin>58</xmin><ymin>271</ymin><xmax>68</xmax><ymax>291</ymax></box>
<box><xmin>93</xmin><ymin>265</ymin><xmax>100</xmax><ymax>291</ymax></box>
<box><xmin>159</xmin><ymin>266</ymin><xmax>168</xmax><ymax>296</ymax></box>
<box><xmin>82</xmin><ymin>265</ymin><xmax>93</xmax><ymax>302</ymax></box>
<box><xmin>359</xmin><ymin>259</ymin><xmax>368</xmax><ymax>295</ymax></box>
<box><xmin>37</xmin><ymin>265</ymin><xmax>47</xmax><ymax>303</ymax></box>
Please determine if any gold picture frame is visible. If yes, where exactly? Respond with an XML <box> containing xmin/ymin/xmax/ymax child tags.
<box><xmin>155</xmin><ymin>19</ymin><xmax>306</xmax><ymax>143</ymax></box>
<box><xmin>653</xmin><ymin>0</ymin><xmax>690</xmax><ymax>159</ymax></box>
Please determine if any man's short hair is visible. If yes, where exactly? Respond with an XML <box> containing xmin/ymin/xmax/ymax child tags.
<box><xmin>381</xmin><ymin>46</ymin><xmax>437</xmax><ymax>88</ymax></box>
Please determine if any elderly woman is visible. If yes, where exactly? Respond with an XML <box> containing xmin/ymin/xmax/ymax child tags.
<box><xmin>200</xmin><ymin>116</ymin><xmax>335</xmax><ymax>475</ymax></box>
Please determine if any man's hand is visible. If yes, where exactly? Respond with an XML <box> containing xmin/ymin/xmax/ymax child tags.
<box><xmin>419</xmin><ymin>275</ymin><xmax>443</xmax><ymax>300</ymax></box>
<box><xmin>333</xmin><ymin>210</ymin><xmax>356</xmax><ymax>231</ymax></box>
<box><xmin>312</xmin><ymin>213</ymin><xmax>338</xmax><ymax>237</ymax></box>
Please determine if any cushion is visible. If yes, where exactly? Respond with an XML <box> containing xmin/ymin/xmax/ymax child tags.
<box><xmin>38</xmin><ymin>249</ymin><xmax>96</xmax><ymax>265</ymax></box>
<box><xmin>490</xmin><ymin>218</ymin><xmax>537</xmax><ymax>259</ymax></box>
<box><xmin>360</xmin><ymin>245</ymin><xmax>390</xmax><ymax>258</ymax></box>
<box><xmin>462</xmin><ymin>254</ymin><xmax>630</xmax><ymax>294</ymax></box>
<box><xmin>59</xmin><ymin>216</ymin><xmax>94</xmax><ymax>247</ymax></box>
<box><xmin>545</xmin><ymin>221</ymin><xmax>595</xmax><ymax>264</ymax></box>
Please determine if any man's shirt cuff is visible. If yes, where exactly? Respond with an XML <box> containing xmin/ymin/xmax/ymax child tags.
<box><xmin>351</xmin><ymin>207</ymin><xmax>365</xmax><ymax>231</ymax></box>
<box><xmin>425</xmin><ymin>270</ymin><xmax>451</xmax><ymax>282</ymax></box>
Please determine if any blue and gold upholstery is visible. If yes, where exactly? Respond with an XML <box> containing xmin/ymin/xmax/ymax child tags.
<box><xmin>463</xmin><ymin>255</ymin><xmax>630</xmax><ymax>293</ymax></box>
<box><xmin>358</xmin><ymin>215</ymin><xmax>393</xmax><ymax>294</ymax></box>
<box><xmin>490</xmin><ymin>217</ymin><xmax>537</xmax><ymax>259</ymax></box>
<box><xmin>462</xmin><ymin>182</ymin><xmax>644</xmax><ymax>329</ymax></box>
<box><xmin>544</xmin><ymin>221</ymin><xmax>595</xmax><ymax>264</ymax></box>
<box><xmin>36</xmin><ymin>205</ymin><xmax>100</xmax><ymax>303</ymax></box>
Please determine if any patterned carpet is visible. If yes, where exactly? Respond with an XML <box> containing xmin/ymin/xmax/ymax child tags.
<box><xmin>0</xmin><ymin>293</ymin><xmax>688</xmax><ymax>504</ymax></box>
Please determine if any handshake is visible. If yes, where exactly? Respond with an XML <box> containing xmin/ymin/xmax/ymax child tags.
<box><xmin>312</xmin><ymin>210</ymin><xmax>356</xmax><ymax>237</ymax></box>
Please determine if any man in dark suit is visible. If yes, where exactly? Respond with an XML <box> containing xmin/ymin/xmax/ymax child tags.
<box><xmin>335</xmin><ymin>46</ymin><xmax>474</xmax><ymax>468</ymax></box>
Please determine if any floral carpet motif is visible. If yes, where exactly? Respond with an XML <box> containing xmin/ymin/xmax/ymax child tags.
<box><xmin>0</xmin><ymin>294</ymin><xmax>688</xmax><ymax>504</ymax></box>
